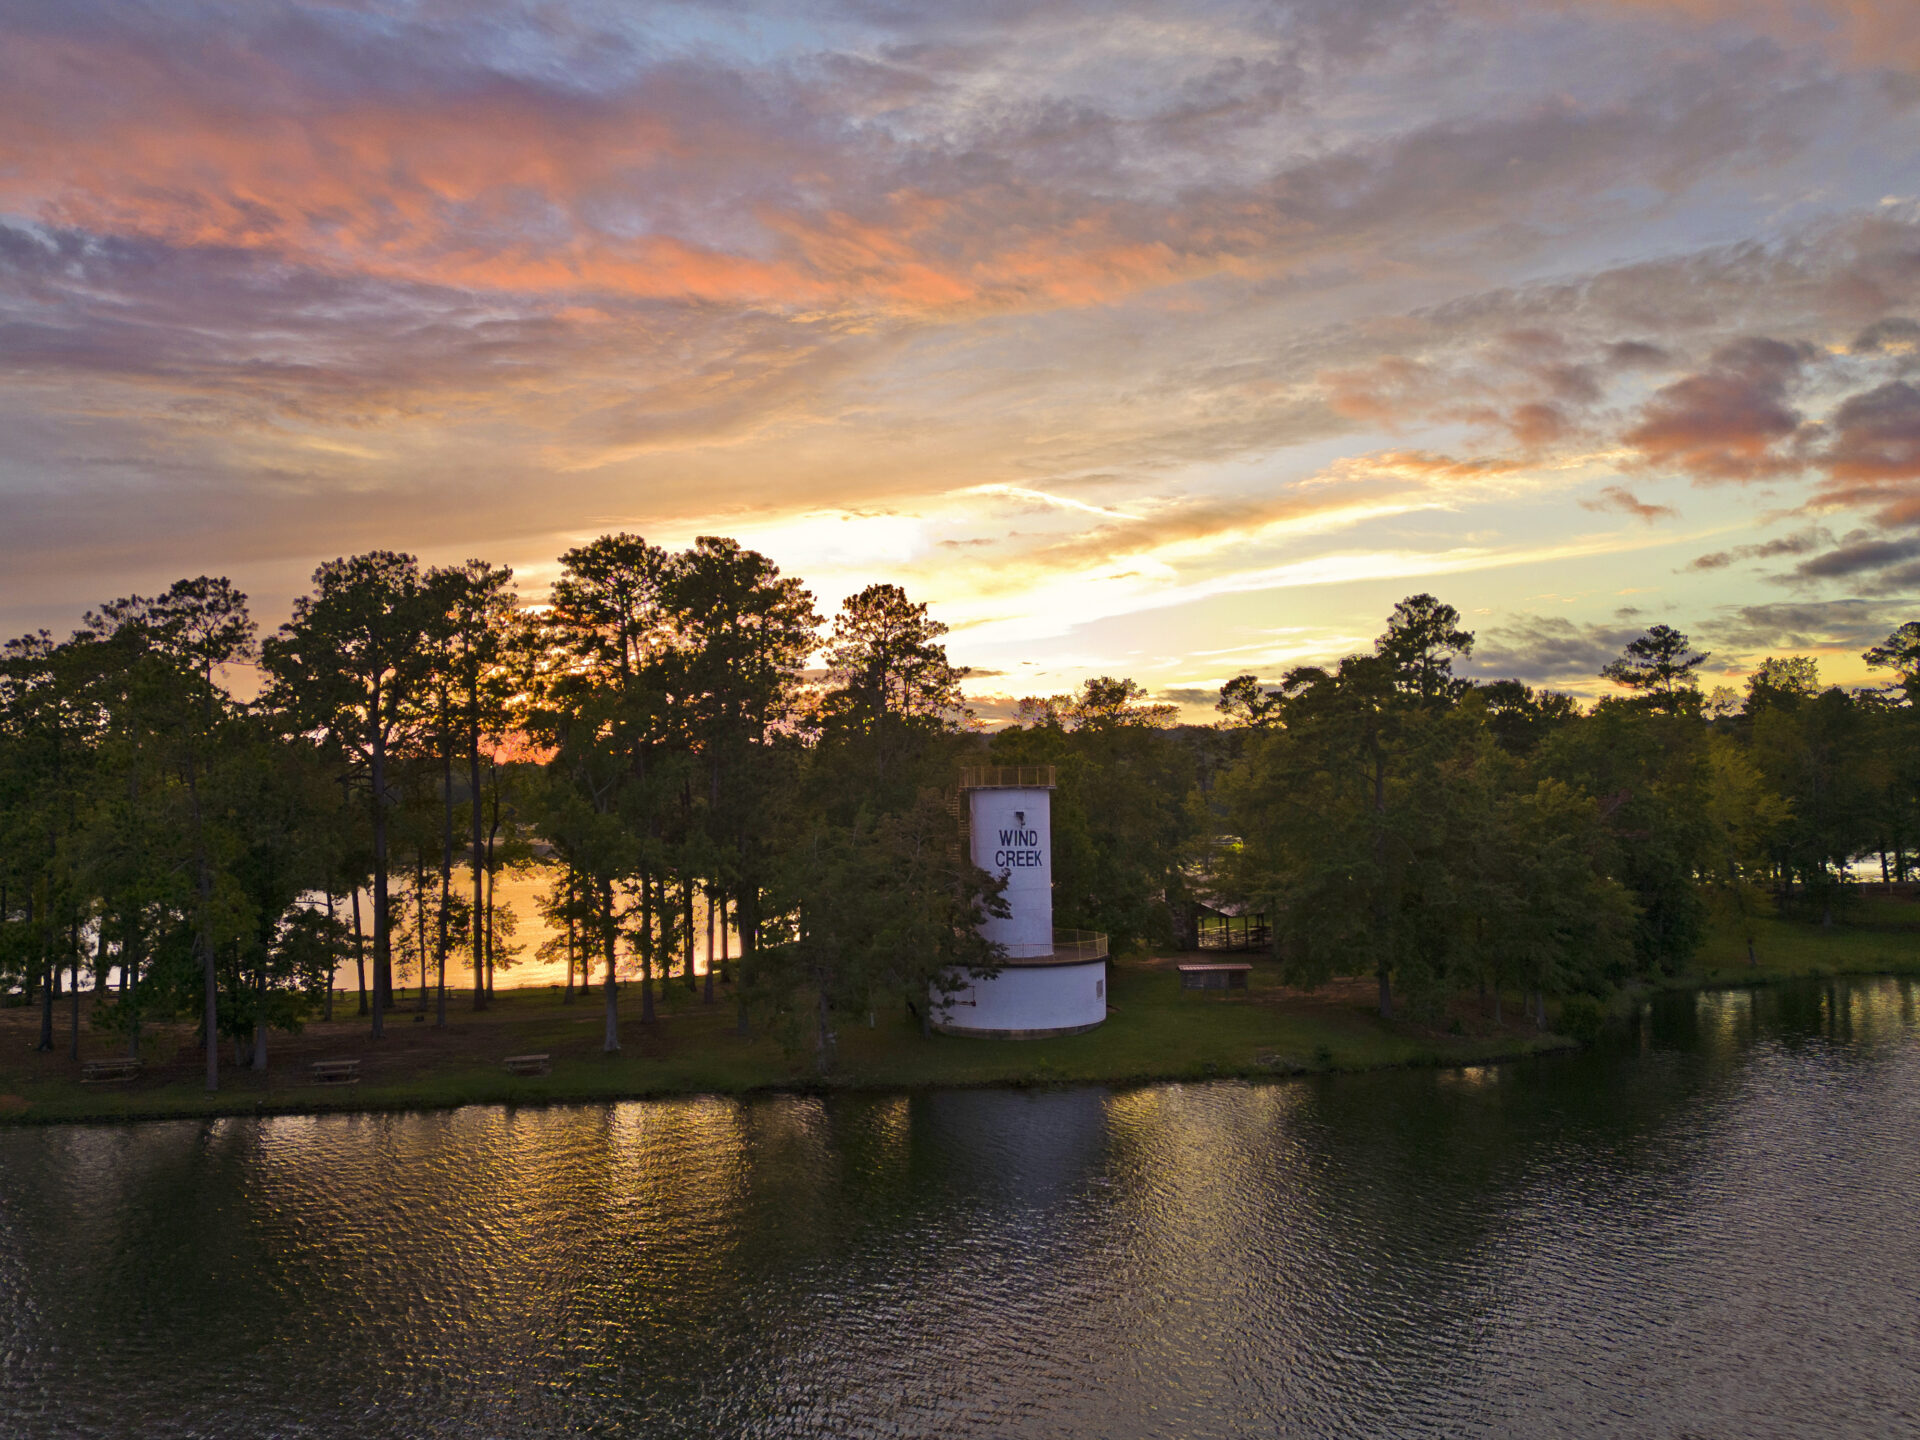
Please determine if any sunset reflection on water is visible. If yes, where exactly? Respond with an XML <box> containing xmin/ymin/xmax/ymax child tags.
<box><xmin>329</xmin><ymin>863</ymin><xmax>739</xmax><ymax>995</ymax></box>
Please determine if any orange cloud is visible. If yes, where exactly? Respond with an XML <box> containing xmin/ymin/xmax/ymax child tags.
<box><xmin>1581</xmin><ymin>484</ymin><xmax>1677</xmax><ymax>522</ymax></box>
<box><xmin>0</xmin><ymin>29</ymin><xmax>1261</xmax><ymax>323</ymax></box>
<box><xmin>1810</xmin><ymin>379</ymin><xmax>1920</xmax><ymax>526</ymax></box>
<box><xmin>1623</xmin><ymin>339</ymin><xmax>1809</xmax><ymax>481</ymax></box>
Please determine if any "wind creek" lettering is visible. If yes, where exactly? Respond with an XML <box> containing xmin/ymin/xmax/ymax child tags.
<box><xmin>994</xmin><ymin>826</ymin><xmax>1043</xmax><ymax>870</ymax></box>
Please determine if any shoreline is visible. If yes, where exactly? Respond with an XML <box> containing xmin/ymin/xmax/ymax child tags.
<box><xmin>4</xmin><ymin>913</ymin><xmax>1914</xmax><ymax>1130</ymax></box>
<box><xmin>0</xmin><ymin>958</ymin><xmax>1578</xmax><ymax>1129</ymax></box>
<box><xmin>0</xmin><ymin>1031</ymin><xmax>1585</xmax><ymax>1130</ymax></box>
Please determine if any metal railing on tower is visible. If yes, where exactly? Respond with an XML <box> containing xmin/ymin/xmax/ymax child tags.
<box><xmin>957</xmin><ymin>764</ymin><xmax>1056</xmax><ymax>790</ymax></box>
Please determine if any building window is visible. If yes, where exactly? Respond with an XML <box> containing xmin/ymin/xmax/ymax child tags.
<box><xmin>1096</xmin><ymin>979</ymin><xmax>1105</xmax><ymax>998</ymax></box>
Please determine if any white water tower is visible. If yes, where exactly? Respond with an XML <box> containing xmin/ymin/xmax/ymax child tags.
<box><xmin>932</xmin><ymin>765</ymin><xmax>1108</xmax><ymax>1038</ymax></box>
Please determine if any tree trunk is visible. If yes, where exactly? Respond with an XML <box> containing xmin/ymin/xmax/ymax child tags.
<box><xmin>37</xmin><ymin>955</ymin><xmax>54</xmax><ymax>1052</ymax></box>
<box><xmin>68</xmin><ymin>929</ymin><xmax>81</xmax><ymax>1061</ymax></box>
<box><xmin>601</xmin><ymin>878</ymin><xmax>620</xmax><ymax>1053</ymax></box>
<box><xmin>470</xmin><ymin>724</ymin><xmax>487</xmax><ymax>1011</ymax></box>
<box><xmin>322</xmin><ymin>890</ymin><xmax>336</xmax><ymax>1022</ymax></box>
<box><xmin>1369</xmin><ymin>732</ymin><xmax>1392</xmax><ymax>1022</ymax></box>
<box><xmin>124</xmin><ymin>911</ymin><xmax>143</xmax><ymax>1058</ymax></box>
<box><xmin>370</xmin><ymin>717</ymin><xmax>392</xmax><ymax>1039</ymax></box>
<box><xmin>251</xmin><ymin>934</ymin><xmax>268</xmax><ymax>1069</ymax></box>
<box><xmin>186</xmin><ymin>760</ymin><xmax>219</xmax><ymax>1091</ymax></box>
<box><xmin>816</xmin><ymin>987</ymin><xmax>835</xmax><ymax>1075</ymax></box>
<box><xmin>683</xmin><ymin>880</ymin><xmax>696</xmax><ymax>992</ymax></box>
<box><xmin>563</xmin><ymin>874</ymin><xmax>575</xmax><ymax>1004</ymax></box>
<box><xmin>639</xmin><ymin>874</ymin><xmax>657</xmax><ymax>1026</ymax></box>
<box><xmin>199</xmin><ymin>899</ymin><xmax>217</xmax><ymax>1091</ymax></box>
<box><xmin>437</xmin><ymin>749</ymin><xmax>452</xmax><ymax>1028</ymax></box>
<box><xmin>414</xmin><ymin>849</ymin><xmax>431</xmax><ymax>1011</ymax></box>
<box><xmin>703</xmin><ymin>887</ymin><xmax>716</xmax><ymax>1004</ymax></box>
<box><xmin>351</xmin><ymin>886</ymin><xmax>368</xmax><ymax>1016</ymax></box>
<box><xmin>735</xmin><ymin>886</ymin><xmax>754</xmax><ymax>1037</ymax></box>
<box><xmin>484</xmin><ymin>804</ymin><xmax>498</xmax><ymax>997</ymax></box>
<box><xmin>30</xmin><ymin>886</ymin><xmax>52</xmax><ymax>1053</ymax></box>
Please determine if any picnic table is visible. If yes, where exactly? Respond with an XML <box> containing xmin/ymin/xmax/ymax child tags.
<box><xmin>309</xmin><ymin>1059</ymin><xmax>361</xmax><ymax>1086</ymax></box>
<box><xmin>1177</xmin><ymin>962</ymin><xmax>1251</xmax><ymax>991</ymax></box>
<box><xmin>503</xmin><ymin>1054</ymin><xmax>551</xmax><ymax>1076</ymax></box>
<box><xmin>81</xmin><ymin>1057</ymin><xmax>142</xmax><ymax>1084</ymax></box>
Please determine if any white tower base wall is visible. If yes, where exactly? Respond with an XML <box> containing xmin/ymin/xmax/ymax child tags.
<box><xmin>932</xmin><ymin>959</ymin><xmax>1107</xmax><ymax>1039</ymax></box>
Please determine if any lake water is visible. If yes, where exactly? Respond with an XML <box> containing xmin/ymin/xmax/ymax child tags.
<box><xmin>328</xmin><ymin>865</ymin><xmax>737</xmax><ymax>994</ymax></box>
<box><xmin>3</xmin><ymin>978</ymin><xmax>1918</xmax><ymax>1438</ymax></box>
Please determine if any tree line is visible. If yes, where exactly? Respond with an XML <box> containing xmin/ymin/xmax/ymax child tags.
<box><xmin>3</xmin><ymin>541</ymin><xmax>1915</xmax><ymax>1084</ymax></box>
<box><xmin>1206</xmin><ymin>602</ymin><xmax>1920</xmax><ymax>1023</ymax></box>
<box><xmin>0</xmin><ymin>540</ymin><xmax>1003</xmax><ymax>1086</ymax></box>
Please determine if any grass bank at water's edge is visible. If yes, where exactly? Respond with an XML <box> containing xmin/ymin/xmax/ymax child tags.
<box><xmin>2</xmin><ymin>901</ymin><xmax>1913</xmax><ymax>1126</ymax></box>
<box><xmin>1665</xmin><ymin>901</ymin><xmax>1920</xmax><ymax>990</ymax></box>
<box><xmin>0</xmin><ymin>958</ymin><xmax>1569</xmax><ymax>1126</ymax></box>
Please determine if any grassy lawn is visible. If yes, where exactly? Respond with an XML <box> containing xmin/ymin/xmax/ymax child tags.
<box><xmin>1684</xmin><ymin>902</ymin><xmax>1920</xmax><ymax>988</ymax></box>
<box><xmin>4</xmin><ymin>895</ymin><xmax>1912</xmax><ymax>1126</ymax></box>
<box><xmin>0</xmin><ymin>958</ymin><xmax>1569</xmax><ymax>1125</ymax></box>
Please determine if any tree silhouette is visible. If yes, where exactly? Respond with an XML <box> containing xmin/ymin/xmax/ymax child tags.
<box><xmin>1601</xmin><ymin>624</ymin><xmax>1709</xmax><ymax>712</ymax></box>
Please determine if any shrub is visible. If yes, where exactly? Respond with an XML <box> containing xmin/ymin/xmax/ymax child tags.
<box><xmin>1557</xmin><ymin>994</ymin><xmax>1605</xmax><ymax>1044</ymax></box>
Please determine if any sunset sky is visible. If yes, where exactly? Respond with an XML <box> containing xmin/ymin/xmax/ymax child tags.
<box><xmin>3</xmin><ymin>0</ymin><xmax>1917</xmax><ymax>713</ymax></box>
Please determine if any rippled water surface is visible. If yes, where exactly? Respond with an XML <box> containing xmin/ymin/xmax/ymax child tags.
<box><xmin>4</xmin><ymin>978</ymin><xmax>1920</xmax><ymax>1438</ymax></box>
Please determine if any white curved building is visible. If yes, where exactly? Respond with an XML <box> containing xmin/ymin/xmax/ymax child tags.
<box><xmin>932</xmin><ymin>765</ymin><xmax>1108</xmax><ymax>1038</ymax></box>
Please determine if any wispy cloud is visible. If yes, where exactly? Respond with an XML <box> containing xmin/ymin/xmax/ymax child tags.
<box><xmin>1582</xmin><ymin>485</ymin><xmax>1677</xmax><ymax>523</ymax></box>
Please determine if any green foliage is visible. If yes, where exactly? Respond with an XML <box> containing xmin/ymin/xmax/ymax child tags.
<box><xmin>1746</xmin><ymin>655</ymin><xmax>1822</xmax><ymax>710</ymax></box>
<box><xmin>261</xmin><ymin>551</ymin><xmax>437</xmax><ymax>1038</ymax></box>
<box><xmin>1205</xmin><ymin>606</ymin><xmax>1917</xmax><ymax>1019</ymax></box>
<box><xmin>1864</xmin><ymin>621</ymin><xmax>1920</xmax><ymax>705</ymax></box>
<box><xmin>1599</xmin><ymin>623</ymin><xmax>1709</xmax><ymax>713</ymax></box>
<box><xmin>761</xmin><ymin>789</ymin><xmax>1003</xmax><ymax>1071</ymax></box>
<box><xmin>1556</xmin><ymin>994</ymin><xmax>1605</xmax><ymax>1044</ymax></box>
<box><xmin>987</xmin><ymin>678</ymin><xmax>1191</xmax><ymax>955</ymax></box>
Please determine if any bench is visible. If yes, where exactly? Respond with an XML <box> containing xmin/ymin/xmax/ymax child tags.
<box><xmin>503</xmin><ymin>1053</ymin><xmax>551</xmax><ymax>1077</ymax></box>
<box><xmin>309</xmin><ymin>1059</ymin><xmax>361</xmax><ymax>1086</ymax></box>
<box><xmin>1178</xmin><ymin>962</ymin><xmax>1251</xmax><ymax>991</ymax></box>
<box><xmin>81</xmin><ymin>1057</ymin><xmax>141</xmax><ymax>1084</ymax></box>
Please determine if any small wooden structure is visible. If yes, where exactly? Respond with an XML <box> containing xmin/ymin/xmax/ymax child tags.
<box><xmin>503</xmin><ymin>1053</ymin><xmax>551</xmax><ymax>1076</ymax></box>
<box><xmin>309</xmin><ymin>1059</ymin><xmax>361</xmax><ymax>1086</ymax></box>
<box><xmin>81</xmin><ymin>1057</ymin><xmax>141</xmax><ymax>1084</ymax></box>
<box><xmin>1178</xmin><ymin>962</ymin><xmax>1251</xmax><ymax>991</ymax></box>
<box><xmin>1195</xmin><ymin>907</ymin><xmax>1270</xmax><ymax>952</ymax></box>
